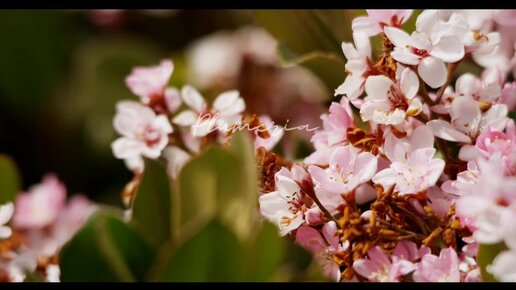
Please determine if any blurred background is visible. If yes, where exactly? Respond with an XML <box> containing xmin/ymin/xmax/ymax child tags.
<box><xmin>0</xmin><ymin>10</ymin><xmax>358</xmax><ymax>206</ymax></box>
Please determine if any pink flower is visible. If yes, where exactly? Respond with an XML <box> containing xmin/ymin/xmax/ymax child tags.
<box><xmin>305</xmin><ymin>100</ymin><xmax>354</xmax><ymax>166</ymax></box>
<box><xmin>163</xmin><ymin>146</ymin><xmax>191</xmax><ymax>179</ymax></box>
<box><xmin>455</xmin><ymin>73</ymin><xmax>502</xmax><ymax>102</ymax></box>
<box><xmin>373</xmin><ymin>135</ymin><xmax>444</xmax><ymax>195</ymax></box>
<box><xmin>13</xmin><ymin>175</ymin><xmax>66</xmax><ymax>229</ymax></box>
<box><xmin>49</xmin><ymin>195</ymin><xmax>97</xmax><ymax>254</ymax></box>
<box><xmin>488</xmin><ymin>250</ymin><xmax>516</xmax><ymax>282</ymax></box>
<box><xmin>353</xmin><ymin>242</ymin><xmax>423</xmax><ymax>282</ymax></box>
<box><xmin>125</xmin><ymin>60</ymin><xmax>181</xmax><ymax>112</ymax></box>
<box><xmin>453</xmin><ymin>154</ymin><xmax>516</xmax><ymax>233</ymax></box>
<box><xmin>172</xmin><ymin>85</ymin><xmax>245</xmax><ymax>137</ymax></box>
<box><xmin>427</xmin><ymin>96</ymin><xmax>508</xmax><ymax>143</ymax></box>
<box><xmin>253</xmin><ymin>115</ymin><xmax>284</xmax><ymax>152</ymax></box>
<box><xmin>258</xmin><ymin>170</ymin><xmax>306</xmax><ymax>236</ymax></box>
<box><xmin>310</xmin><ymin>100</ymin><xmax>354</xmax><ymax>148</ymax></box>
<box><xmin>499</xmin><ymin>82</ymin><xmax>516</xmax><ymax>111</ymax></box>
<box><xmin>384</xmin><ymin>11</ymin><xmax>465</xmax><ymax>88</ymax></box>
<box><xmin>296</xmin><ymin>221</ymin><xmax>344</xmax><ymax>281</ymax></box>
<box><xmin>458</xmin><ymin>119</ymin><xmax>516</xmax><ymax>171</ymax></box>
<box><xmin>0</xmin><ymin>202</ymin><xmax>14</xmax><ymax>239</ymax></box>
<box><xmin>352</xmin><ymin>10</ymin><xmax>413</xmax><ymax>37</ymax></box>
<box><xmin>111</xmin><ymin>101</ymin><xmax>173</xmax><ymax>171</ymax></box>
<box><xmin>308</xmin><ymin>145</ymin><xmax>377</xmax><ymax>196</ymax></box>
<box><xmin>412</xmin><ymin>248</ymin><xmax>461</xmax><ymax>282</ymax></box>
<box><xmin>335</xmin><ymin>32</ymin><xmax>372</xmax><ymax>101</ymax></box>
<box><xmin>360</xmin><ymin>67</ymin><xmax>422</xmax><ymax>125</ymax></box>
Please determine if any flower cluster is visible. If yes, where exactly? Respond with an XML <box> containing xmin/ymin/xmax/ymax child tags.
<box><xmin>0</xmin><ymin>175</ymin><xmax>95</xmax><ymax>282</ymax></box>
<box><xmin>257</xmin><ymin>10</ymin><xmax>516</xmax><ymax>282</ymax></box>
<box><xmin>112</xmin><ymin>59</ymin><xmax>283</xmax><ymax>206</ymax></box>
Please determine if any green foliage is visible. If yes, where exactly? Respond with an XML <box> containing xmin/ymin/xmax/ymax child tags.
<box><xmin>0</xmin><ymin>155</ymin><xmax>21</xmax><ymax>204</ymax></box>
<box><xmin>60</xmin><ymin>210</ymin><xmax>155</xmax><ymax>282</ymax></box>
<box><xmin>477</xmin><ymin>242</ymin><xmax>507</xmax><ymax>282</ymax></box>
<box><xmin>151</xmin><ymin>220</ymin><xmax>244</xmax><ymax>282</ymax></box>
<box><xmin>60</xmin><ymin>132</ymin><xmax>312</xmax><ymax>281</ymax></box>
<box><xmin>130</xmin><ymin>159</ymin><xmax>172</xmax><ymax>247</ymax></box>
<box><xmin>252</xmin><ymin>10</ymin><xmax>349</xmax><ymax>95</ymax></box>
<box><xmin>172</xmin><ymin>132</ymin><xmax>259</xmax><ymax>242</ymax></box>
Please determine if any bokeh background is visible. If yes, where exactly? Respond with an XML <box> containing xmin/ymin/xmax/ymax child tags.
<box><xmin>0</xmin><ymin>10</ymin><xmax>359</xmax><ymax>206</ymax></box>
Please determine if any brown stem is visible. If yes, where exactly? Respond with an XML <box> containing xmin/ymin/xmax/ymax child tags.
<box><xmin>304</xmin><ymin>189</ymin><xmax>341</xmax><ymax>227</ymax></box>
<box><xmin>435</xmin><ymin>60</ymin><xmax>462</xmax><ymax>104</ymax></box>
<box><xmin>376</xmin><ymin>219</ymin><xmax>426</xmax><ymax>240</ymax></box>
<box><xmin>389</xmin><ymin>201</ymin><xmax>431</xmax><ymax>235</ymax></box>
<box><xmin>418</xmin><ymin>76</ymin><xmax>434</xmax><ymax>106</ymax></box>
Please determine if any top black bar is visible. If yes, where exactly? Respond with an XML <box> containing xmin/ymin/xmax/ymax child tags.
<box><xmin>1</xmin><ymin>0</ymin><xmax>514</xmax><ymax>9</ymax></box>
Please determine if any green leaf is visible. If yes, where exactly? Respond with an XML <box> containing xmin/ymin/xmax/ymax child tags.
<box><xmin>253</xmin><ymin>10</ymin><xmax>347</xmax><ymax>94</ymax></box>
<box><xmin>152</xmin><ymin>220</ymin><xmax>244</xmax><ymax>282</ymax></box>
<box><xmin>171</xmin><ymin>147</ymin><xmax>221</xmax><ymax>242</ymax></box>
<box><xmin>241</xmin><ymin>222</ymin><xmax>284</xmax><ymax>281</ymax></box>
<box><xmin>224</xmin><ymin>132</ymin><xmax>259</xmax><ymax>241</ymax></box>
<box><xmin>477</xmin><ymin>242</ymin><xmax>507</xmax><ymax>282</ymax></box>
<box><xmin>60</xmin><ymin>210</ymin><xmax>155</xmax><ymax>282</ymax></box>
<box><xmin>253</xmin><ymin>10</ymin><xmax>343</xmax><ymax>56</ymax></box>
<box><xmin>0</xmin><ymin>155</ymin><xmax>21</xmax><ymax>204</ymax></box>
<box><xmin>173</xmin><ymin>133</ymin><xmax>259</xmax><ymax>242</ymax></box>
<box><xmin>130</xmin><ymin>159</ymin><xmax>172</xmax><ymax>247</ymax></box>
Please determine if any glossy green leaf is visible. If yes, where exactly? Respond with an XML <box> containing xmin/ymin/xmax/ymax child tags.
<box><xmin>152</xmin><ymin>220</ymin><xmax>244</xmax><ymax>282</ymax></box>
<box><xmin>60</xmin><ymin>210</ymin><xmax>155</xmax><ymax>282</ymax></box>
<box><xmin>173</xmin><ymin>133</ymin><xmax>258</xmax><ymax>242</ymax></box>
<box><xmin>0</xmin><ymin>155</ymin><xmax>21</xmax><ymax>204</ymax></box>
<box><xmin>477</xmin><ymin>242</ymin><xmax>507</xmax><ymax>282</ymax></box>
<box><xmin>130</xmin><ymin>159</ymin><xmax>172</xmax><ymax>247</ymax></box>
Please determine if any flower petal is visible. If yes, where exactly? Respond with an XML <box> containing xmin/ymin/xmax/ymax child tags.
<box><xmin>418</xmin><ymin>56</ymin><xmax>447</xmax><ymax>88</ymax></box>
<box><xmin>426</xmin><ymin>120</ymin><xmax>471</xmax><ymax>143</ymax></box>
<box><xmin>181</xmin><ymin>85</ymin><xmax>207</xmax><ymax>113</ymax></box>
<box><xmin>430</xmin><ymin>36</ymin><xmax>465</xmax><ymax>63</ymax></box>
<box><xmin>400</xmin><ymin>67</ymin><xmax>419</xmax><ymax>99</ymax></box>
<box><xmin>384</xmin><ymin>26</ymin><xmax>412</xmax><ymax>48</ymax></box>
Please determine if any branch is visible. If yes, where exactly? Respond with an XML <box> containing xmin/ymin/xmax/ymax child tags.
<box><xmin>435</xmin><ymin>60</ymin><xmax>462</xmax><ymax>104</ymax></box>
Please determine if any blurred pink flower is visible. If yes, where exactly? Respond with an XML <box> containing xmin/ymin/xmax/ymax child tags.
<box><xmin>413</xmin><ymin>248</ymin><xmax>461</xmax><ymax>282</ymax></box>
<box><xmin>353</xmin><ymin>242</ymin><xmax>425</xmax><ymax>282</ymax></box>
<box><xmin>0</xmin><ymin>202</ymin><xmax>14</xmax><ymax>239</ymax></box>
<box><xmin>172</xmin><ymin>85</ymin><xmax>245</xmax><ymax>137</ymax></box>
<box><xmin>253</xmin><ymin>115</ymin><xmax>284</xmax><ymax>152</ymax></box>
<box><xmin>13</xmin><ymin>175</ymin><xmax>66</xmax><ymax>229</ymax></box>
<box><xmin>125</xmin><ymin>60</ymin><xmax>177</xmax><ymax>109</ymax></box>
